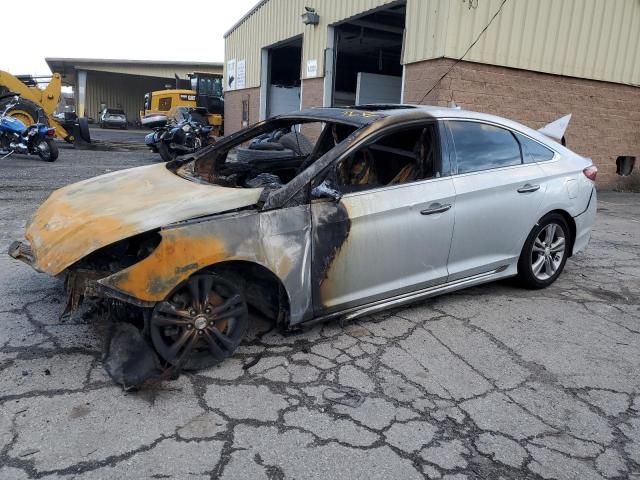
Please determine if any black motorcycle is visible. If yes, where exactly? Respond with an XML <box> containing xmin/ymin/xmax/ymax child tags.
<box><xmin>144</xmin><ymin>107</ymin><xmax>213</xmax><ymax>162</ymax></box>
<box><xmin>0</xmin><ymin>94</ymin><xmax>58</xmax><ymax>162</ymax></box>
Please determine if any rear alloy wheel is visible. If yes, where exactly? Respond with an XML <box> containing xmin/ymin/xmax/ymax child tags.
<box><xmin>150</xmin><ymin>273</ymin><xmax>248</xmax><ymax>371</ymax></box>
<box><xmin>517</xmin><ymin>213</ymin><xmax>570</xmax><ymax>289</ymax></box>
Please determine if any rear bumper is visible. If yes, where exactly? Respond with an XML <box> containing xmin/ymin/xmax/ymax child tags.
<box><xmin>103</xmin><ymin>121</ymin><xmax>127</xmax><ymax>127</ymax></box>
<box><xmin>573</xmin><ymin>187</ymin><xmax>597</xmax><ymax>255</ymax></box>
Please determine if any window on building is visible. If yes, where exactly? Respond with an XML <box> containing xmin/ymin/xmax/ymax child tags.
<box><xmin>448</xmin><ymin>121</ymin><xmax>522</xmax><ymax>174</ymax></box>
<box><xmin>515</xmin><ymin>133</ymin><xmax>555</xmax><ymax>163</ymax></box>
<box><xmin>337</xmin><ymin>124</ymin><xmax>442</xmax><ymax>192</ymax></box>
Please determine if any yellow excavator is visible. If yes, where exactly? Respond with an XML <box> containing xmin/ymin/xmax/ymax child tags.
<box><xmin>140</xmin><ymin>72</ymin><xmax>223</xmax><ymax>136</ymax></box>
<box><xmin>0</xmin><ymin>71</ymin><xmax>90</xmax><ymax>144</ymax></box>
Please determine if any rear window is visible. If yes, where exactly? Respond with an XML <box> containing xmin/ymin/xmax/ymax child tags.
<box><xmin>107</xmin><ymin>109</ymin><xmax>125</xmax><ymax>115</ymax></box>
<box><xmin>515</xmin><ymin>133</ymin><xmax>555</xmax><ymax>163</ymax></box>
<box><xmin>448</xmin><ymin>121</ymin><xmax>522</xmax><ymax>174</ymax></box>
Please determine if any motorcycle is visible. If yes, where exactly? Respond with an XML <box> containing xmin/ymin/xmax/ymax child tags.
<box><xmin>144</xmin><ymin>107</ymin><xmax>214</xmax><ymax>162</ymax></box>
<box><xmin>0</xmin><ymin>94</ymin><xmax>59</xmax><ymax>162</ymax></box>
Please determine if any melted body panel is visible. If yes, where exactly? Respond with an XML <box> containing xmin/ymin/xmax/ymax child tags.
<box><xmin>99</xmin><ymin>206</ymin><xmax>313</xmax><ymax>324</ymax></box>
<box><xmin>25</xmin><ymin>163</ymin><xmax>263</xmax><ymax>275</ymax></box>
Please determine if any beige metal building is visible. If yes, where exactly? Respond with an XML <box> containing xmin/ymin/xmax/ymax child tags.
<box><xmin>224</xmin><ymin>0</ymin><xmax>640</xmax><ymax>187</ymax></box>
<box><xmin>46</xmin><ymin>58</ymin><xmax>223</xmax><ymax>125</ymax></box>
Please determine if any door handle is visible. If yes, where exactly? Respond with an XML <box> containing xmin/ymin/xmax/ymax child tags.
<box><xmin>517</xmin><ymin>184</ymin><xmax>540</xmax><ymax>193</ymax></box>
<box><xmin>420</xmin><ymin>203</ymin><xmax>452</xmax><ymax>215</ymax></box>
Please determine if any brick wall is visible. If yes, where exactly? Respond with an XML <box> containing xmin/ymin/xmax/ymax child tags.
<box><xmin>300</xmin><ymin>78</ymin><xmax>325</xmax><ymax>142</ymax></box>
<box><xmin>301</xmin><ymin>78</ymin><xmax>324</xmax><ymax>108</ymax></box>
<box><xmin>404</xmin><ymin>59</ymin><xmax>640</xmax><ymax>189</ymax></box>
<box><xmin>223</xmin><ymin>87</ymin><xmax>261</xmax><ymax>136</ymax></box>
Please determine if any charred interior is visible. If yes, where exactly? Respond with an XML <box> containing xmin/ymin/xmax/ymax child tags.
<box><xmin>183</xmin><ymin>118</ymin><xmax>358</xmax><ymax>191</ymax></box>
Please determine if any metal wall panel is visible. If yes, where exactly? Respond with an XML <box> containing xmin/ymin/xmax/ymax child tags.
<box><xmin>227</xmin><ymin>0</ymin><xmax>639</xmax><ymax>89</ymax></box>
<box><xmin>79</xmin><ymin>63</ymin><xmax>222</xmax><ymax>79</ymax></box>
<box><xmin>403</xmin><ymin>0</ymin><xmax>640</xmax><ymax>86</ymax></box>
<box><xmin>84</xmin><ymin>71</ymin><xmax>171</xmax><ymax>122</ymax></box>
<box><xmin>224</xmin><ymin>0</ymin><xmax>398</xmax><ymax>89</ymax></box>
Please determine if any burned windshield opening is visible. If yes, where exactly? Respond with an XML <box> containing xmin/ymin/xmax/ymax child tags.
<box><xmin>178</xmin><ymin>119</ymin><xmax>358</xmax><ymax>191</ymax></box>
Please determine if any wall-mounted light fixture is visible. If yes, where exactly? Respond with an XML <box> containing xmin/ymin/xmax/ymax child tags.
<box><xmin>301</xmin><ymin>6</ymin><xmax>319</xmax><ymax>25</ymax></box>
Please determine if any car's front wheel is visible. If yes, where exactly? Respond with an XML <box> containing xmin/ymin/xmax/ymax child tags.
<box><xmin>149</xmin><ymin>272</ymin><xmax>249</xmax><ymax>371</ymax></box>
<box><xmin>517</xmin><ymin>213</ymin><xmax>570</xmax><ymax>289</ymax></box>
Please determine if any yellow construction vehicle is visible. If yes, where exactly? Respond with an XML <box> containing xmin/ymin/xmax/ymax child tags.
<box><xmin>140</xmin><ymin>72</ymin><xmax>223</xmax><ymax>136</ymax></box>
<box><xmin>0</xmin><ymin>71</ymin><xmax>90</xmax><ymax>143</ymax></box>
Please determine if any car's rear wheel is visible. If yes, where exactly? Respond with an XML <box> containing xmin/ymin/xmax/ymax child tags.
<box><xmin>517</xmin><ymin>213</ymin><xmax>570</xmax><ymax>289</ymax></box>
<box><xmin>150</xmin><ymin>273</ymin><xmax>248</xmax><ymax>371</ymax></box>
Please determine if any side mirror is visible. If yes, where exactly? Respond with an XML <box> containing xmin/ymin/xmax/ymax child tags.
<box><xmin>311</xmin><ymin>180</ymin><xmax>342</xmax><ymax>202</ymax></box>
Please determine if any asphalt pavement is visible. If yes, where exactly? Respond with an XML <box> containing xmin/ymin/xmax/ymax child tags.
<box><xmin>0</xmin><ymin>146</ymin><xmax>638</xmax><ymax>479</ymax></box>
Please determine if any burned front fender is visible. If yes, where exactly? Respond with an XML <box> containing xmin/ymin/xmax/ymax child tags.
<box><xmin>97</xmin><ymin>206</ymin><xmax>314</xmax><ymax>323</ymax></box>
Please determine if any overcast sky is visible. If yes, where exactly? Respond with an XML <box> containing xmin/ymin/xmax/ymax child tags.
<box><xmin>2</xmin><ymin>0</ymin><xmax>258</xmax><ymax>75</ymax></box>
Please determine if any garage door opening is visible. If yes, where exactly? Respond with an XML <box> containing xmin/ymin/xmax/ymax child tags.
<box><xmin>267</xmin><ymin>38</ymin><xmax>302</xmax><ymax>117</ymax></box>
<box><xmin>332</xmin><ymin>2</ymin><xmax>406</xmax><ymax>106</ymax></box>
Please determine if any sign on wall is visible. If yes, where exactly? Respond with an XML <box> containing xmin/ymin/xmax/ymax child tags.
<box><xmin>306</xmin><ymin>59</ymin><xmax>318</xmax><ymax>78</ymax></box>
<box><xmin>227</xmin><ymin>59</ymin><xmax>236</xmax><ymax>90</ymax></box>
<box><xmin>236</xmin><ymin>59</ymin><xmax>246</xmax><ymax>90</ymax></box>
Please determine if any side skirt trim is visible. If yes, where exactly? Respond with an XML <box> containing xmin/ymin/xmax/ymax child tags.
<box><xmin>302</xmin><ymin>266</ymin><xmax>510</xmax><ymax>326</ymax></box>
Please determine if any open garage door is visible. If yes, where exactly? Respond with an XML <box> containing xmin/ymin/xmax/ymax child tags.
<box><xmin>333</xmin><ymin>2</ymin><xmax>405</xmax><ymax>106</ymax></box>
<box><xmin>267</xmin><ymin>38</ymin><xmax>302</xmax><ymax>117</ymax></box>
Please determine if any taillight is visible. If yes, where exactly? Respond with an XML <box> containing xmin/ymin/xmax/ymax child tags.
<box><xmin>46</xmin><ymin>129</ymin><xmax>55</xmax><ymax>137</ymax></box>
<box><xmin>583</xmin><ymin>165</ymin><xmax>597</xmax><ymax>181</ymax></box>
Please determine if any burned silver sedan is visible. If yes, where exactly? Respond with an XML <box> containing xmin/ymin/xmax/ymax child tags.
<box><xmin>9</xmin><ymin>105</ymin><xmax>597</xmax><ymax>387</ymax></box>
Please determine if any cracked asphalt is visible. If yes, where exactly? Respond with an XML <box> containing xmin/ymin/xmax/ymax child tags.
<box><xmin>1</xmin><ymin>147</ymin><xmax>639</xmax><ymax>480</ymax></box>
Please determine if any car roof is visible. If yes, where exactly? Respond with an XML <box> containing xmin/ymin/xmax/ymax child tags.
<box><xmin>279</xmin><ymin>104</ymin><xmax>553</xmax><ymax>146</ymax></box>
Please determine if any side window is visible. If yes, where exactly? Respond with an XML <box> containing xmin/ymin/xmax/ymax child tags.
<box><xmin>515</xmin><ymin>133</ymin><xmax>555</xmax><ymax>163</ymax></box>
<box><xmin>448</xmin><ymin>121</ymin><xmax>522</xmax><ymax>174</ymax></box>
<box><xmin>337</xmin><ymin>124</ymin><xmax>442</xmax><ymax>192</ymax></box>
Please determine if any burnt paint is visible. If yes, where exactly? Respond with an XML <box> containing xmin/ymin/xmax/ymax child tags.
<box><xmin>310</xmin><ymin>200</ymin><xmax>351</xmax><ymax>315</ymax></box>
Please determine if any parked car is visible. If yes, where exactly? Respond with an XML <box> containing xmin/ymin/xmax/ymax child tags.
<box><xmin>99</xmin><ymin>108</ymin><xmax>128</xmax><ymax>129</ymax></box>
<box><xmin>9</xmin><ymin>105</ymin><xmax>597</xmax><ymax>388</ymax></box>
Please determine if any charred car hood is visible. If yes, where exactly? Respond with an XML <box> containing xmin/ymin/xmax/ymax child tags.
<box><xmin>26</xmin><ymin>163</ymin><xmax>263</xmax><ymax>275</ymax></box>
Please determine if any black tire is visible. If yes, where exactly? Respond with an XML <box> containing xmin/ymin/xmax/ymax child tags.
<box><xmin>157</xmin><ymin>142</ymin><xmax>176</xmax><ymax>162</ymax></box>
<box><xmin>77</xmin><ymin>117</ymin><xmax>91</xmax><ymax>142</ymax></box>
<box><xmin>0</xmin><ymin>97</ymin><xmax>46</xmax><ymax>126</ymax></box>
<box><xmin>37</xmin><ymin>138</ymin><xmax>59</xmax><ymax>162</ymax></box>
<box><xmin>279</xmin><ymin>132</ymin><xmax>313</xmax><ymax>156</ymax></box>
<box><xmin>149</xmin><ymin>273</ymin><xmax>249</xmax><ymax>371</ymax></box>
<box><xmin>516</xmin><ymin>213</ymin><xmax>570</xmax><ymax>289</ymax></box>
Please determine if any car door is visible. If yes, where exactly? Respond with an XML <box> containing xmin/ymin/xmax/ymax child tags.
<box><xmin>310</xmin><ymin>122</ymin><xmax>456</xmax><ymax>314</ymax></box>
<box><xmin>444</xmin><ymin>120</ymin><xmax>547</xmax><ymax>281</ymax></box>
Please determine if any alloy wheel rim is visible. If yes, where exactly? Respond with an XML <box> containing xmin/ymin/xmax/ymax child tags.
<box><xmin>531</xmin><ymin>222</ymin><xmax>566</xmax><ymax>281</ymax></box>
<box><xmin>38</xmin><ymin>141</ymin><xmax>50</xmax><ymax>158</ymax></box>
<box><xmin>150</xmin><ymin>274</ymin><xmax>247</xmax><ymax>367</ymax></box>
